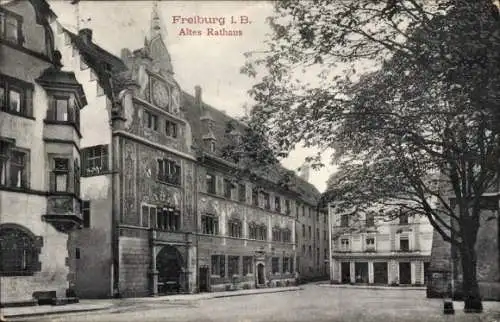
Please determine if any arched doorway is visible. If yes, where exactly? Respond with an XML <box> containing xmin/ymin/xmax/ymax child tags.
<box><xmin>257</xmin><ymin>263</ymin><xmax>265</xmax><ymax>285</ymax></box>
<box><xmin>156</xmin><ymin>245</ymin><xmax>184</xmax><ymax>294</ymax></box>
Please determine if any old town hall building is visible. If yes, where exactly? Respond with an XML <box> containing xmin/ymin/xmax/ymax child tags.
<box><xmin>0</xmin><ymin>1</ymin><xmax>330</xmax><ymax>305</ymax></box>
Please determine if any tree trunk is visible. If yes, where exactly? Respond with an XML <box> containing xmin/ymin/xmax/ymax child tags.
<box><xmin>459</xmin><ymin>242</ymin><xmax>483</xmax><ymax>313</ymax></box>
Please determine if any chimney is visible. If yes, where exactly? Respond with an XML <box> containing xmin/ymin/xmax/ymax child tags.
<box><xmin>195</xmin><ymin>85</ymin><xmax>202</xmax><ymax>106</ymax></box>
<box><xmin>79</xmin><ymin>28</ymin><xmax>92</xmax><ymax>44</ymax></box>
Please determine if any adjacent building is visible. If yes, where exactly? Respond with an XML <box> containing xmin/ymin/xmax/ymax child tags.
<box><xmin>0</xmin><ymin>0</ymin><xmax>87</xmax><ymax>306</ymax></box>
<box><xmin>328</xmin><ymin>206</ymin><xmax>433</xmax><ymax>286</ymax></box>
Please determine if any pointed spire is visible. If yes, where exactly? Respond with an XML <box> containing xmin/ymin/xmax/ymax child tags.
<box><xmin>150</xmin><ymin>1</ymin><xmax>162</xmax><ymax>39</ymax></box>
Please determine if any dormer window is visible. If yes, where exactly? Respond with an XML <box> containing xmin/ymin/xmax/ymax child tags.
<box><xmin>210</xmin><ymin>141</ymin><xmax>215</xmax><ymax>152</ymax></box>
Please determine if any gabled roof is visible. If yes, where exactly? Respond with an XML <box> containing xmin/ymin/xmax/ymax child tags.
<box><xmin>63</xmin><ymin>28</ymin><xmax>126</xmax><ymax>72</ymax></box>
<box><xmin>181</xmin><ymin>90</ymin><xmax>322</xmax><ymax>206</ymax></box>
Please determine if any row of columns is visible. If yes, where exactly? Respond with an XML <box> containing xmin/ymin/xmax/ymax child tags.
<box><xmin>331</xmin><ymin>259</ymin><xmax>426</xmax><ymax>285</ymax></box>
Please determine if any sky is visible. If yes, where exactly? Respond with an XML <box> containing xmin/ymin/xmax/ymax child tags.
<box><xmin>49</xmin><ymin>0</ymin><xmax>336</xmax><ymax>192</ymax></box>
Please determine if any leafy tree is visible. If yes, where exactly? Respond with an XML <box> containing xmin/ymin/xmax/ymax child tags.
<box><xmin>242</xmin><ymin>0</ymin><xmax>500</xmax><ymax>312</ymax></box>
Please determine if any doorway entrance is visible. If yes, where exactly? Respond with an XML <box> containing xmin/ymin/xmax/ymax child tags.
<box><xmin>373</xmin><ymin>262</ymin><xmax>388</xmax><ymax>284</ymax></box>
<box><xmin>399</xmin><ymin>262</ymin><xmax>411</xmax><ymax>285</ymax></box>
<box><xmin>257</xmin><ymin>263</ymin><xmax>265</xmax><ymax>285</ymax></box>
<box><xmin>341</xmin><ymin>262</ymin><xmax>351</xmax><ymax>283</ymax></box>
<box><xmin>156</xmin><ymin>245</ymin><xmax>184</xmax><ymax>294</ymax></box>
<box><xmin>199</xmin><ymin>266</ymin><xmax>209</xmax><ymax>292</ymax></box>
<box><xmin>354</xmin><ymin>262</ymin><xmax>369</xmax><ymax>283</ymax></box>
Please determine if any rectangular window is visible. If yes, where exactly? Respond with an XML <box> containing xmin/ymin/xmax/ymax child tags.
<box><xmin>308</xmin><ymin>226</ymin><xmax>311</xmax><ymax>239</ymax></box>
<box><xmin>238</xmin><ymin>183</ymin><xmax>246</xmax><ymax>202</ymax></box>
<box><xmin>272</xmin><ymin>257</ymin><xmax>279</xmax><ymax>274</ymax></box>
<box><xmin>302</xmin><ymin>224</ymin><xmax>305</xmax><ymax>237</ymax></box>
<box><xmin>285</xmin><ymin>200</ymin><xmax>290</xmax><ymax>215</ymax></box>
<box><xmin>302</xmin><ymin>245</ymin><xmax>305</xmax><ymax>254</ymax></box>
<box><xmin>82</xmin><ymin>200</ymin><xmax>90</xmax><ymax>228</ymax></box>
<box><xmin>252</xmin><ymin>188</ymin><xmax>259</xmax><ymax>206</ymax></box>
<box><xmin>165</xmin><ymin>120</ymin><xmax>178</xmax><ymax>138</ymax></box>
<box><xmin>340</xmin><ymin>238</ymin><xmax>350</xmax><ymax>251</ymax></box>
<box><xmin>302</xmin><ymin>205</ymin><xmax>305</xmax><ymax>217</ymax></box>
<box><xmin>155</xmin><ymin>207</ymin><xmax>180</xmax><ymax>231</ymax></box>
<box><xmin>295</xmin><ymin>203</ymin><xmax>299</xmax><ymax>217</ymax></box>
<box><xmin>0</xmin><ymin>141</ymin><xmax>8</xmax><ymax>186</ymax></box>
<box><xmin>324</xmin><ymin>230</ymin><xmax>327</xmax><ymax>241</ymax></box>
<box><xmin>55</xmin><ymin>98</ymin><xmax>68</xmax><ymax>121</ymax></box>
<box><xmin>243</xmin><ymin>256</ymin><xmax>253</xmax><ymax>275</ymax></box>
<box><xmin>0</xmin><ymin>142</ymin><xmax>26</xmax><ymax>188</ymax></box>
<box><xmin>257</xmin><ymin>224</ymin><xmax>267</xmax><ymax>241</ymax></box>
<box><xmin>400</xmin><ymin>238</ymin><xmax>409</xmax><ymax>251</ymax></box>
<box><xmin>82</xmin><ymin>145</ymin><xmax>109</xmax><ymax>177</ymax></box>
<box><xmin>50</xmin><ymin>158</ymin><xmax>69</xmax><ymax>192</ymax></box>
<box><xmin>366</xmin><ymin>237</ymin><xmax>375</xmax><ymax>251</ymax></box>
<box><xmin>274</xmin><ymin>196</ymin><xmax>281</xmax><ymax>212</ymax></box>
<box><xmin>0</xmin><ymin>75</ymin><xmax>32</xmax><ymax>117</ymax></box>
<box><xmin>290</xmin><ymin>257</ymin><xmax>294</xmax><ymax>273</ymax></box>
<box><xmin>308</xmin><ymin>245</ymin><xmax>312</xmax><ymax>257</ymax></box>
<box><xmin>248</xmin><ymin>223</ymin><xmax>257</xmax><ymax>240</ymax></box>
<box><xmin>206</xmin><ymin>173</ymin><xmax>216</xmax><ymax>194</ymax></box>
<box><xmin>272</xmin><ymin>227</ymin><xmax>281</xmax><ymax>242</ymax></box>
<box><xmin>0</xmin><ymin>10</ymin><xmax>22</xmax><ymax>45</ymax></box>
<box><xmin>0</xmin><ymin>84</ymin><xmax>4</xmax><ymax>108</ymax></box>
<box><xmin>283</xmin><ymin>257</ymin><xmax>289</xmax><ymax>273</ymax></box>
<box><xmin>9</xmin><ymin>89</ymin><xmax>20</xmax><ymax>113</ymax></box>
<box><xmin>340</xmin><ymin>214</ymin><xmax>349</xmax><ymax>227</ymax></box>
<box><xmin>157</xmin><ymin>159</ymin><xmax>181</xmax><ymax>186</ymax></box>
<box><xmin>282</xmin><ymin>229</ymin><xmax>291</xmax><ymax>243</ymax></box>
<box><xmin>316</xmin><ymin>248</ymin><xmax>320</xmax><ymax>266</ymax></box>
<box><xmin>223</xmin><ymin>178</ymin><xmax>232</xmax><ymax>199</ymax></box>
<box><xmin>143</xmin><ymin>110</ymin><xmax>158</xmax><ymax>131</ymax></box>
<box><xmin>316</xmin><ymin>212</ymin><xmax>319</xmax><ymax>221</ymax></box>
<box><xmin>228</xmin><ymin>219</ymin><xmax>242</xmax><ymax>238</ymax></box>
<box><xmin>9</xmin><ymin>150</ymin><xmax>26</xmax><ymax>188</ymax></box>
<box><xmin>324</xmin><ymin>213</ymin><xmax>327</xmax><ymax>224</ymax></box>
<box><xmin>74</xmin><ymin>159</ymin><xmax>80</xmax><ymax>197</ymax></box>
<box><xmin>211</xmin><ymin>255</ymin><xmax>225</xmax><ymax>277</ymax></box>
<box><xmin>262</xmin><ymin>192</ymin><xmax>270</xmax><ymax>209</ymax></box>
<box><xmin>228</xmin><ymin>256</ymin><xmax>239</xmax><ymax>277</ymax></box>
<box><xmin>201</xmin><ymin>214</ymin><xmax>218</xmax><ymax>235</ymax></box>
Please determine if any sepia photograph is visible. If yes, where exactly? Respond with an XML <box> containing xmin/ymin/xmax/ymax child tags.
<box><xmin>0</xmin><ymin>0</ymin><xmax>499</xmax><ymax>321</ymax></box>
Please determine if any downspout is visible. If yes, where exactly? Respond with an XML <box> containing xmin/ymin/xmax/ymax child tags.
<box><xmin>108</xmin><ymin>71</ymin><xmax>120</xmax><ymax>298</ymax></box>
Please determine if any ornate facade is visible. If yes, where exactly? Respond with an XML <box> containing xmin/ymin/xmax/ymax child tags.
<box><xmin>0</xmin><ymin>0</ymin><xmax>86</xmax><ymax>307</ymax></box>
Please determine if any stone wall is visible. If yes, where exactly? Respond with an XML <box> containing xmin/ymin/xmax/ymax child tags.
<box><xmin>119</xmin><ymin>234</ymin><xmax>150</xmax><ymax>298</ymax></box>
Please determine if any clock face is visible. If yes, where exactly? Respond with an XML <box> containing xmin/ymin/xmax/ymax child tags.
<box><xmin>171</xmin><ymin>87</ymin><xmax>180</xmax><ymax>111</ymax></box>
<box><xmin>152</xmin><ymin>81</ymin><xmax>169</xmax><ymax>109</ymax></box>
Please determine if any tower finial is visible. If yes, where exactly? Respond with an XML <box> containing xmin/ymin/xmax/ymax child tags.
<box><xmin>150</xmin><ymin>1</ymin><xmax>162</xmax><ymax>39</ymax></box>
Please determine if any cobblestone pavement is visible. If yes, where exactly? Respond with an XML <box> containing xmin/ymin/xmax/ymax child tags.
<box><xmin>8</xmin><ymin>284</ymin><xmax>500</xmax><ymax>322</ymax></box>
